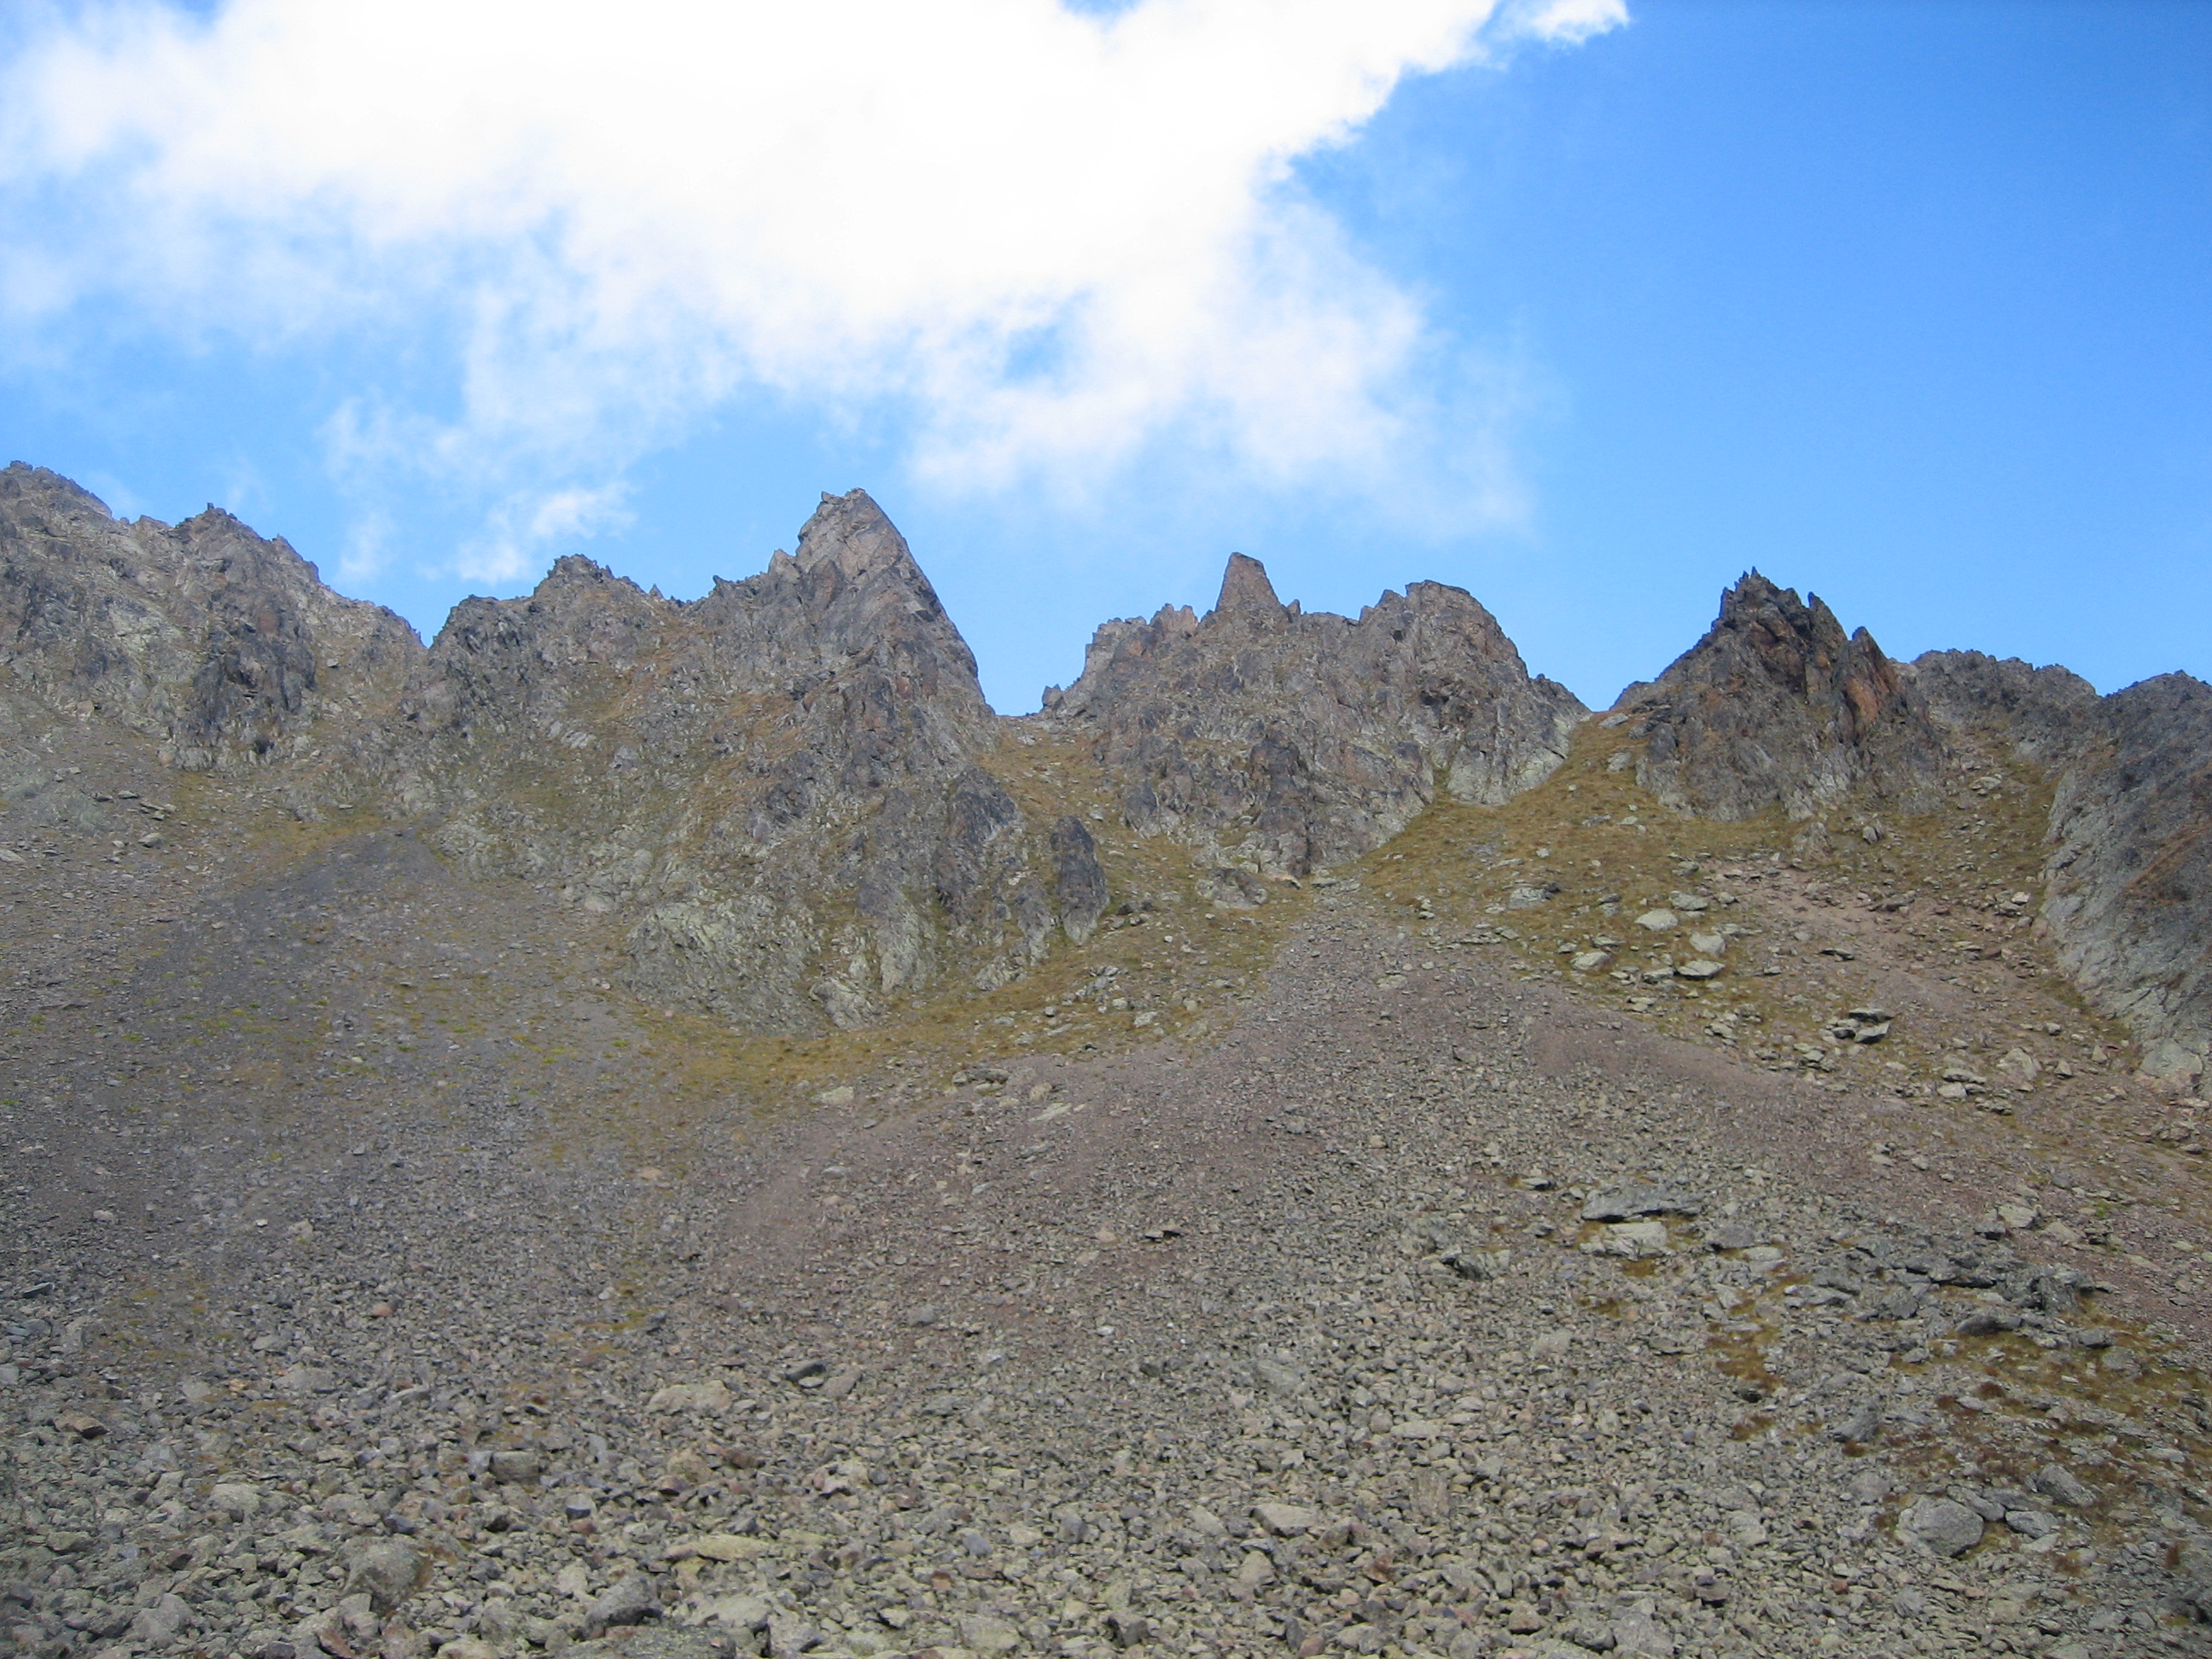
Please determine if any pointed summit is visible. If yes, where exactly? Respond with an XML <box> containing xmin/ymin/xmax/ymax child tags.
<box><xmin>795</xmin><ymin>487</ymin><xmax>923</xmax><ymax>585</ymax></box>
<box><xmin>1621</xmin><ymin>570</ymin><xmax>1942</xmax><ymax>820</ymax></box>
<box><xmin>1214</xmin><ymin>551</ymin><xmax>1284</xmax><ymax>617</ymax></box>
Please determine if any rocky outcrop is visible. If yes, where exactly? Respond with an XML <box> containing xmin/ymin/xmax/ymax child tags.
<box><xmin>9</xmin><ymin>459</ymin><xmax>2205</xmax><ymax>1069</ymax></box>
<box><xmin>1045</xmin><ymin>553</ymin><xmax>1584</xmax><ymax>876</ymax></box>
<box><xmin>1620</xmin><ymin>572</ymin><xmax>1946</xmax><ymax>821</ymax></box>
<box><xmin>1906</xmin><ymin>649</ymin><xmax>2212</xmax><ymax>1086</ymax></box>
<box><xmin>394</xmin><ymin>491</ymin><xmax>1088</xmax><ymax>1026</ymax></box>
<box><xmin>0</xmin><ymin>475</ymin><xmax>1097</xmax><ymax>1033</ymax></box>
<box><xmin>2043</xmin><ymin>673</ymin><xmax>2212</xmax><ymax>1085</ymax></box>
<box><xmin>0</xmin><ymin>463</ymin><xmax>422</xmax><ymax>774</ymax></box>
<box><xmin>1905</xmin><ymin>650</ymin><xmax>2102</xmax><ymax>770</ymax></box>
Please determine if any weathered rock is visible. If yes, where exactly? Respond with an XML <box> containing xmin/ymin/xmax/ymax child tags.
<box><xmin>0</xmin><ymin>463</ymin><xmax>422</xmax><ymax>781</ymax></box>
<box><xmin>1897</xmin><ymin>1495</ymin><xmax>1985</xmax><ymax>1557</ymax></box>
<box><xmin>1906</xmin><ymin>649</ymin><xmax>2103</xmax><ymax>769</ymax></box>
<box><xmin>1912</xmin><ymin>649</ymin><xmax>2211</xmax><ymax>1084</ymax></box>
<box><xmin>581</xmin><ymin>1575</ymin><xmax>660</xmax><ymax>1636</ymax></box>
<box><xmin>1619</xmin><ymin>572</ymin><xmax>1945</xmax><ymax>821</ymax></box>
<box><xmin>343</xmin><ymin>1539</ymin><xmax>425</xmax><ymax>1615</ymax></box>
<box><xmin>1048</xmin><ymin>552</ymin><xmax>1584</xmax><ymax>875</ymax></box>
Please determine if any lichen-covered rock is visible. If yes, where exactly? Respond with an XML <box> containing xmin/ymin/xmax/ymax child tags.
<box><xmin>1048</xmin><ymin>552</ymin><xmax>1583</xmax><ymax>874</ymax></box>
<box><xmin>1621</xmin><ymin>571</ymin><xmax>1945</xmax><ymax>821</ymax></box>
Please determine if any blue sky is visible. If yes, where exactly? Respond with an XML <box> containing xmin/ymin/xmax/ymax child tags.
<box><xmin>2</xmin><ymin>0</ymin><xmax>2206</xmax><ymax>713</ymax></box>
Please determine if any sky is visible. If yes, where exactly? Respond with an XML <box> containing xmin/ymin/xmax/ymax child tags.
<box><xmin>2</xmin><ymin>0</ymin><xmax>2206</xmax><ymax>714</ymax></box>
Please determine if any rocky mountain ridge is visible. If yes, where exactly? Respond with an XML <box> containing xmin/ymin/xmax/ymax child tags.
<box><xmin>3</xmin><ymin>459</ymin><xmax>2207</xmax><ymax>1084</ymax></box>
<box><xmin>13</xmin><ymin>457</ymin><xmax>2212</xmax><ymax>1658</ymax></box>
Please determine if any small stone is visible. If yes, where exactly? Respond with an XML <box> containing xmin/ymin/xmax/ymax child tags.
<box><xmin>212</xmin><ymin>1481</ymin><xmax>264</xmax><ymax>1519</ymax></box>
<box><xmin>2005</xmin><ymin>1509</ymin><xmax>2059</xmax><ymax>1539</ymax></box>
<box><xmin>344</xmin><ymin>1538</ymin><xmax>425</xmax><ymax>1615</ymax></box>
<box><xmin>1582</xmin><ymin>1220</ymin><xmax>1669</xmax><ymax>1259</ymax></box>
<box><xmin>1105</xmin><ymin>1611</ymin><xmax>1152</xmax><ymax>1649</ymax></box>
<box><xmin>958</xmin><ymin>1614</ymin><xmax>1022</xmax><ymax>1653</ymax></box>
<box><xmin>54</xmin><ymin>1409</ymin><xmax>106</xmax><ymax>1438</ymax></box>
<box><xmin>1253</xmin><ymin>1354</ymin><xmax>1307</xmax><ymax>1394</ymax></box>
<box><xmin>1897</xmin><ymin>1495</ymin><xmax>1984</xmax><ymax>1557</ymax></box>
<box><xmin>690</xmin><ymin>1594</ymin><xmax>771</xmax><ymax>1633</ymax></box>
<box><xmin>1582</xmin><ymin>1186</ymin><xmax>1702</xmax><ymax>1222</ymax></box>
<box><xmin>682</xmin><ymin>1533</ymin><xmax>770</xmax><ymax>1563</ymax></box>
<box><xmin>1827</xmin><ymin>1401</ymin><xmax>1881</xmax><ymax>1443</ymax></box>
<box><xmin>1633</xmin><ymin>909</ymin><xmax>1677</xmax><ymax>932</ymax></box>
<box><xmin>1254</xmin><ymin>1502</ymin><xmax>1319</xmax><ymax>1535</ymax></box>
<box><xmin>488</xmin><ymin>1449</ymin><xmax>542</xmax><ymax>1483</ymax></box>
<box><xmin>1995</xmin><ymin>1202</ymin><xmax>2038</xmax><ymax>1231</ymax></box>
<box><xmin>1686</xmin><ymin>931</ymin><xmax>1728</xmax><ymax>958</ymax></box>
<box><xmin>1570</xmin><ymin>950</ymin><xmax>1615</xmax><ymax>973</ymax></box>
<box><xmin>650</xmin><ymin>1377</ymin><xmax>735</xmax><ymax>1412</ymax></box>
<box><xmin>1675</xmin><ymin>958</ymin><xmax>1724</xmax><ymax>980</ymax></box>
<box><xmin>2032</xmin><ymin>1464</ymin><xmax>2096</xmax><ymax>1508</ymax></box>
<box><xmin>582</xmin><ymin>1575</ymin><xmax>659</xmax><ymax>1635</ymax></box>
<box><xmin>130</xmin><ymin>1596</ymin><xmax>191</xmax><ymax>1650</ymax></box>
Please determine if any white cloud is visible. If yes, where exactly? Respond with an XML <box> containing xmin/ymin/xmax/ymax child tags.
<box><xmin>457</xmin><ymin>484</ymin><xmax>635</xmax><ymax>585</ymax></box>
<box><xmin>0</xmin><ymin>0</ymin><xmax>1624</xmax><ymax>557</ymax></box>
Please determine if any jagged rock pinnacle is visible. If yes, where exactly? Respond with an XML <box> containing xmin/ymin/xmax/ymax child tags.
<box><xmin>1214</xmin><ymin>551</ymin><xmax>1284</xmax><ymax>616</ymax></box>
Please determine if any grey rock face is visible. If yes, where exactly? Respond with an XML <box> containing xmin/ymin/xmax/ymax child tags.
<box><xmin>1048</xmin><ymin>553</ymin><xmax>1584</xmax><ymax>875</ymax></box>
<box><xmin>1906</xmin><ymin>649</ymin><xmax>2102</xmax><ymax>769</ymax></box>
<box><xmin>0</xmin><ymin>463</ymin><xmax>422</xmax><ymax>779</ymax></box>
<box><xmin>2043</xmin><ymin>675</ymin><xmax>2212</xmax><ymax>1086</ymax></box>
<box><xmin>1621</xmin><ymin>572</ymin><xmax>1945</xmax><ymax>822</ymax></box>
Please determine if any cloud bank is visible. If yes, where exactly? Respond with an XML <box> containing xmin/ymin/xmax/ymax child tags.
<box><xmin>1</xmin><ymin>0</ymin><xmax>1626</xmax><ymax>579</ymax></box>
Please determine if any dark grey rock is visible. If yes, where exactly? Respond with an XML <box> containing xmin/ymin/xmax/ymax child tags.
<box><xmin>1050</xmin><ymin>815</ymin><xmax>1108</xmax><ymax>942</ymax></box>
